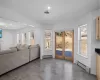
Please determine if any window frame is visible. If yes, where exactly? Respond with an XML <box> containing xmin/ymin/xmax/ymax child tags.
<box><xmin>29</xmin><ymin>31</ymin><xmax>35</xmax><ymax>46</ymax></box>
<box><xmin>78</xmin><ymin>24</ymin><xmax>88</xmax><ymax>58</ymax></box>
<box><xmin>21</xmin><ymin>33</ymin><xmax>25</xmax><ymax>45</ymax></box>
<box><xmin>17</xmin><ymin>33</ymin><xmax>20</xmax><ymax>44</ymax></box>
<box><xmin>44</xmin><ymin>30</ymin><xmax>52</xmax><ymax>50</ymax></box>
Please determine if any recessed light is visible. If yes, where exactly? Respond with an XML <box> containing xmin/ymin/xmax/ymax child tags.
<box><xmin>48</xmin><ymin>6</ymin><xmax>51</xmax><ymax>10</ymax></box>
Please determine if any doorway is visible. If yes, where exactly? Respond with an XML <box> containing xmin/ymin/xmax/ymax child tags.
<box><xmin>55</xmin><ymin>30</ymin><xmax>74</xmax><ymax>62</ymax></box>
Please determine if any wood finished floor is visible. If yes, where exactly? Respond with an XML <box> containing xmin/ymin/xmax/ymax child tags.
<box><xmin>0</xmin><ymin>59</ymin><xmax>96</xmax><ymax>80</ymax></box>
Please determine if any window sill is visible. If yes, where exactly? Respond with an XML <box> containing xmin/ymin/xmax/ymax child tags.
<box><xmin>77</xmin><ymin>53</ymin><xmax>88</xmax><ymax>59</ymax></box>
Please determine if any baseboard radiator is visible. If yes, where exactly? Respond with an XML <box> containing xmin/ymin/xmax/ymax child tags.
<box><xmin>43</xmin><ymin>55</ymin><xmax>53</xmax><ymax>59</ymax></box>
<box><xmin>77</xmin><ymin>61</ymin><xmax>90</xmax><ymax>73</ymax></box>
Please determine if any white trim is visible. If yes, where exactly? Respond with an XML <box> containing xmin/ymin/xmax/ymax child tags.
<box><xmin>80</xmin><ymin>24</ymin><xmax>87</xmax><ymax>27</ymax></box>
<box><xmin>54</xmin><ymin>28</ymin><xmax>74</xmax><ymax>32</ymax></box>
<box><xmin>78</xmin><ymin>24</ymin><xmax>88</xmax><ymax>58</ymax></box>
<box><xmin>77</xmin><ymin>53</ymin><xmax>88</xmax><ymax>59</ymax></box>
<box><xmin>17</xmin><ymin>33</ymin><xmax>20</xmax><ymax>44</ymax></box>
<box><xmin>44</xmin><ymin>30</ymin><xmax>52</xmax><ymax>50</ymax></box>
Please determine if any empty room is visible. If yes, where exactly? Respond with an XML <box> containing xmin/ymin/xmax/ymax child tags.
<box><xmin>0</xmin><ymin>0</ymin><xmax>99</xmax><ymax>80</ymax></box>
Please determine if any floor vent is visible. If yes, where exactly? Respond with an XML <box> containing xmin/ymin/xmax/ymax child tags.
<box><xmin>77</xmin><ymin>61</ymin><xmax>90</xmax><ymax>73</ymax></box>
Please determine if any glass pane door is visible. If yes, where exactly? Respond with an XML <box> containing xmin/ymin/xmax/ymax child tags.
<box><xmin>64</xmin><ymin>31</ymin><xmax>73</xmax><ymax>61</ymax></box>
<box><xmin>55</xmin><ymin>32</ymin><xmax>64</xmax><ymax>59</ymax></box>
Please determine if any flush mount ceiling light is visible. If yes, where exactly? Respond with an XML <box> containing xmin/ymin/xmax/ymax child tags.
<box><xmin>44</xmin><ymin>6</ymin><xmax>51</xmax><ymax>14</ymax></box>
<box><xmin>48</xmin><ymin>6</ymin><xmax>51</xmax><ymax>10</ymax></box>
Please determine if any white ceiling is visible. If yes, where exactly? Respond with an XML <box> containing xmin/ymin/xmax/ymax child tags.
<box><xmin>0</xmin><ymin>0</ymin><xmax>99</xmax><ymax>28</ymax></box>
<box><xmin>99</xmin><ymin>0</ymin><xmax>100</xmax><ymax>9</ymax></box>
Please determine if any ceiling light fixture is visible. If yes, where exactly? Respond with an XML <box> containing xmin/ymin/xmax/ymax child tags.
<box><xmin>48</xmin><ymin>6</ymin><xmax>51</xmax><ymax>10</ymax></box>
<box><xmin>44</xmin><ymin>6</ymin><xmax>51</xmax><ymax>14</ymax></box>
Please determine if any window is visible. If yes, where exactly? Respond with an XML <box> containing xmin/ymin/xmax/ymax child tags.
<box><xmin>21</xmin><ymin>33</ymin><xmax>24</xmax><ymax>44</ymax></box>
<box><xmin>24</xmin><ymin>33</ymin><xmax>27</xmax><ymax>44</ymax></box>
<box><xmin>45</xmin><ymin>30</ymin><xmax>52</xmax><ymax>50</ymax></box>
<box><xmin>17</xmin><ymin>33</ymin><xmax>20</xmax><ymax>44</ymax></box>
<box><xmin>22</xmin><ymin>33</ymin><xmax>28</xmax><ymax>45</ymax></box>
<box><xmin>78</xmin><ymin>24</ymin><xmax>87</xmax><ymax>57</ymax></box>
<box><xmin>29</xmin><ymin>31</ymin><xmax>34</xmax><ymax>45</ymax></box>
<box><xmin>17</xmin><ymin>31</ymin><xmax>34</xmax><ymax>45</ymax></box>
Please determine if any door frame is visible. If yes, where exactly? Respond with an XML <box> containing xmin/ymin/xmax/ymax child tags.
<box><xmin>55</xmin><ymin>30</ymin><xmax>74</xmax><ymax>63</ymax></box>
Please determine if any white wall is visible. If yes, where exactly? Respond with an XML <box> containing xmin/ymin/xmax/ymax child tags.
<box><xmin>53</xmin><ymin>22</ymin><xmax>78</xmax><ymax>62</ymax></box>
<box><xmin>52</xmin><ymin>12</ymin><xmax>94</xmax><ymax>74</ymax></box>
<box><xmin>90</xmin><ymin>9</ymin><xmax>100</xmax><ymax>75</ymax></box>
<box><xmin>39</xmin><ymin>24</ymin><xmax>54</xmax><ymax>59</ymax></box>
<box><xmin>0</xmin><ymin>6</ymin><xmax>42</xmax><ymax>49</ymax></box>
<box><xmin>53</xmin><ymin>9</ymin><xmax>100</xmax><ymax>75</ymax></box>
<box><xmin>53</xmin><ymin>22</ymin><xmax>80</xmax><ymax>63</ymax></box>
<box><xmin>75</xmin><ymin>14</ymin><xmax>92</xmax><ymax>68</ymax></box>
<box><xmin>77</xmin><ymin>9</ymin><xmax>100</xmax><ymax>75</ymax></box>
<box><xmin>15</xmin><ymin>26</ymin><xmax>44</xmax><ymax>59</ymax></box>
<box><xmin>0</xmin><ymin>29</ymin><xmax>16</xmax><ymax>50</ymax></box>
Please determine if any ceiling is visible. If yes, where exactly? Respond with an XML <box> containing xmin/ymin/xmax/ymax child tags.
<box><xmin>0</xmin><ymin>0</ymin><xmax>99</xmax><ymax>28</ymax></box>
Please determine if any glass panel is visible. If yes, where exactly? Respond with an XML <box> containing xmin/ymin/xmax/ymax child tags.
<box><xmin>17</xmin><ymin>34</ymin><xmax>20</xmax><ymax>44</ymax></box>
<box><xmin>45</xmin><ymin>30</ymin><xmax>52</xmax><ymax>50</ymax></box>
<box><xmin>30</xmin><ymin>32</ymin><xmax>34</xmax><ymax>45</ymax></box>
<box><xmin>45</xmin><ymin>39</ymin><xmax>51</xmax><ymax>49</ymax></box>
<box><xmin>80</xmin><ymin>25</ymin><xmax>87</xmax><ymax>55</ymax></box>
<box><xmin>24</xmin><ymin>33</ymin><xmax>27</xmax><ymax>44</ymax></box>
<box><xmin>56</xmin><ymin>32</ymin><xmax>63</xmax><ymax>56</ymax></box>
<box><xmin>64</xmin><ymin>31</ymin><xmax>73</xmax><ymax>57</ymax></box>
<box><xmin>21</xmin><ymin>33</ymin><xmax>24</xmax><ymax>44</ymax></box>
<box><xmin>21</xmin><ymin>33</ymin><xmax>27</xmax><ymax>45</ymax></box>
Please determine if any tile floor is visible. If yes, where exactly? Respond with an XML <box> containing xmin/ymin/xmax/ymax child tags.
<box><xmin>0</xmin><ymin>59</ymin><xmax>96</xmax><ymax>80</ymax></box>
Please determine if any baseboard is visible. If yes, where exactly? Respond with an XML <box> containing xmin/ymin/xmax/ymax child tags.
<box><xmin>42</xmin><ymin>55</ymin><xmax>53</xmax><ymax>59</ymax></box>
<box><xmin>77</xmin><ymin>61</ymin><xmax>90</xmax><ymax>73</ymax></box>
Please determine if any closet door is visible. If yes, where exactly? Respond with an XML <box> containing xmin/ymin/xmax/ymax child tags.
<box><xmin>99</xmin><ymin>17</ymin><xmax>100</xmax><ymax>39</ymax></box>
<box><xmin>96</xmin><ymin>17</ymin><xmax>100</xmax><ymax>40</ymax></box>
<box><xmin>96</xmin><ymin>17</ymin><xmax>99</xmax><ymax>39</ymax></box>
<box><xmin>97</xmin><ymin>54</ymin><xmax>100</xmax><ymax>80</ymax></box>
<box><xmin>55</xmin><ymin>32</ymin><xmax>64</xmax><ymax>59</ymax></box>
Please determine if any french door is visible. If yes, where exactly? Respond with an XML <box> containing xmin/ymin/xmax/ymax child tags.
<box><xmin>55</xmin><ymin>30</ymin><xmax>74</xmax><ymax>62</ymax></box>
